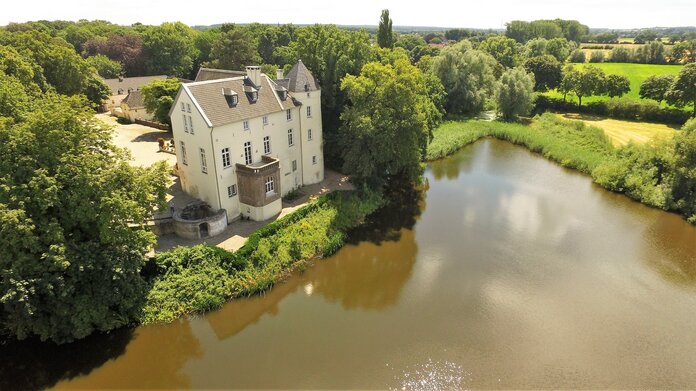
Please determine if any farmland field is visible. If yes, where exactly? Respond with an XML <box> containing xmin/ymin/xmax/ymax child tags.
<box><xmin>555</xmin><ymin>113</ymin><xmax>677</xmax><ymax>146</ymax></box>
<box><xmin>546</xmin><ymin>62</ymin><xmax>684</xmax><ymax>103</ymax></box>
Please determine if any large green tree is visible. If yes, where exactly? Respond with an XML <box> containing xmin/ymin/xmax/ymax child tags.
<box><xmin>666</xmin><ymin>63</ymin><xmax>696</xmax><ymax>117</ymax></box>
<box><xmin>339</xmin><ymin>58</ymin><xmax>438</xmax><ymax>187</ymax></box>
<box><xmin>479</xmin><ymin>35</ymin><xmax>522</xmax><ymax>68</ymax></box>
<box><xmin>377</xmin><ymin>9</ymin><xmax>394</xmax><ymax>49</ymax></box>
<box><xmin>87</xmin><ymin>54</ymin><xmax>123</xmax><ymax>78</ymax></box>
<box><xmin>496</xmin><ymin>67</ymin><xmax>536</xmax><ymax>121</ymax></box>
<box><xmin>141</xmin><ymin>78</ymin><xmax>181</xmax><ymax>125</ymax></box>
<box><xmin>640</xmin><ymin>74</ymin><xmax>675</xmax><ymax>103</ymax></box>
<box><xmin>524</xmin><ymin>55</ymin><xmax>562</xmax><ymax>92</ymax></box>
<box><xmin>570</xmin><ymin>65</ymin><xmax>606</xmax><ymax>107</ymax></box>
<box><xmin>604</xmin><ymin>74</ymin><xmax>631</xmax><ymax>98</ymax></box>
<box><xmin>672</xmin><ymin>119</ymin><xmax>696</xmax><ymax>222</ymax></box>
<box><xmin>433</xmin><ymin>41</ymin><xmax>498</xmax><ymax>115</ymax></box>
<box><xmin>0</xmin><ymin>95</ymin><xmax>169</xmax><ymax>343</ymax></box>
<box><xmin>208</xmin><ymin>25</ymin><xmax>261</xmax><ymax>71</ymax></box>
<box><xmin>141</xmin><ymin>22</ymin><xmax>196</xmax><ymax>77</ymax></box>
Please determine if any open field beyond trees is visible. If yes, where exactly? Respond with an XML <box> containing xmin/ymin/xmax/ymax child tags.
<box><xmin>547</xmin><ymin>62</ymin><xmax>684</xmax><ymax>102</ymax></box>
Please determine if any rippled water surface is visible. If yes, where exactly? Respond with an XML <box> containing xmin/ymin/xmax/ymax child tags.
<box><xmin>5</xmin><ymin>139</ymin><xmax>696</xmax><ymax>390</ymax></box>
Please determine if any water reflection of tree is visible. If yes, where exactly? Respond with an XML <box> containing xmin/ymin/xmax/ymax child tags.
<box><xmin>53</xmin><ymin>320</ymin><xmax>202</xmax><ymax>390</ymax></box>
<box><xmin>311</xmin><ymin>185</ymin><xmax>425</xmax><ymax>310</ymax></box>
<box><xmin>641</xmin><ymin>213</ymin><xmax>696</xmax><ymax>287</ymax></box>
<box><xmin>206</xmin><ymin>186</ymin><xmax>426</xmax><ymax>340</ymax></box>
<box><xmin>428</xmin><ymin>144</ymin><xmax>480</xmax><ymax>181</ymax></box>
<box><xmin>0</xmin><ymin>318</ymin><xmax>203</xmax><ymax>390</ymax></box>
<box><xmin>0</xmin><ymin>328</ymin><xmax>133</xmax><ymax>391</ymax></box>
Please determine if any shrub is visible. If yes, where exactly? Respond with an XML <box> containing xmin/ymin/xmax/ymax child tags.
<box><xmin>589</xmin><ymin>51</ymin><xmax>605</xmax><ymax>63</ymax></box>
<box><xmin>610</xmin><ymin>46</ymin><xmax>634</xmax><ymax>62</ymax></box>
<box><xmin>568</xmin><ymin>49</ymin><xmax>586</xmax><ymax>63</ymax></box>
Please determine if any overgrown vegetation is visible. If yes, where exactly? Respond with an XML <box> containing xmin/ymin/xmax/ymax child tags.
<box><xmin>427</xmin><ymin>114</ymin><xmax>696</xmax><ymax>223</ymax></box>
<box><xmin>140</xmin><ymin>190</ymin><xmax>384</xmax><ymax>323</ymax></box>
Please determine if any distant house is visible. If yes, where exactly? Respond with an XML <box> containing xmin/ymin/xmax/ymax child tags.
<box><xmin>119</xmin><ymin>90</ymin><xmax>151</xmax><ymax>122</ymax></box>
<box><xmin>101</xmin><ymin>75</ymin><xmax>167</xmax><ymax>114</ymax></box>
<box><xmin>169</xmin><ymin>61</ymin><xmax>324</xmax><ymax>222</ymax></box>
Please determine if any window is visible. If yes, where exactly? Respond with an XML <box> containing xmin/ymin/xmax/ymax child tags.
<box><xmin>181</xmin><ymin>102</ymin><xmax>185</xmax><ymax>111</ymax></box>
<box><xmin>244</xmin><ymin>141</ymin><xmax>252</xmax><ymax>165</ymax></box>
<box><xmin>265</xmin><ymin>176</ymin><xmax>274</xmax><ymax>194</ymax></box>
<box><xmin>308</xmin><ymin>128</ymin><xmax>313</xmax><ymax>141</ymax></box>
<box><xmin>312</xmin><ymin>155</ymin><xmax>317</xmax><ymax>165</ymax></box>
<box><xmin>243</xmin><ymin>120</ymin><xmax>249</xmax><ymax>131</ymax></box>
<box><xmin>183</xmin><ymin>114</ymin><xmax>188</xmax><ymax>132</ymax></box>
<box><xmin>186</xmin><ymin>103</ymin><xmax>191</xmax><ymax>113</ymax></box>
<box><xmin>227</xmin><ymin>184</ymin><xmax>237</xmax><ymax>197</ymax></box>
<box><xmin>263</xmin><ymin>136</ymin><xmax>271</xmax><ymax>155</ymax></box>
<box><xmin>180</xmin><ymin>141</ymin><xmax>187</xmax><ymax>165</ymax></box>
<box><xmin>286</xmin><ymin>109</ymin><xmax>292</xmax><ymax>121</ymax></box>
<box><xmin>263</xmin><ymin>116</ymin><xmax>268</xmax><ymax>125</ymax></box>
<box><xmin>306</xmin><ymin>106</ymin><xmax>312</xmax><ymax>117</ymax></box>
<box><xmin>292</xmin><ymin>160</ymin><xmax>297</xmax><ymax>172</ymax></box>
<box><xmin>221</xmin><ymin>147</ymin><xmax>231</xmax><ymax>168</ymax></box>
<box><xmin>188</xmin><ymin>116</ymin><xmax>194</xmax><ymax>134</ymax></box>
<box><xmin>287</xmin><ymin>129</ymin><xmax>294</xmax><ymax>147</ymax></box>
<box><xmin>199</xmin><ymin>148</ymin><xmax>207</xmax><ymax>173</ymax></box>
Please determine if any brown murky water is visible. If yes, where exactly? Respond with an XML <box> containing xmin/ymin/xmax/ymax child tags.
<box><xmin>4</xmin><ymin>139</ymin><xmax>696</xmax><ymax>390</ymax></box>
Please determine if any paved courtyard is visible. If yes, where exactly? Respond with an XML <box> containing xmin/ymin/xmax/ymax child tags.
<box><xmin>155</xmin><ymin>169</ymin><xmax>353</xmax><ymax>253</ymax></box>
<box><xmin>97</xmin><ymin>113</ymin><xmax>177</xmax><ymax>167</ymax></box>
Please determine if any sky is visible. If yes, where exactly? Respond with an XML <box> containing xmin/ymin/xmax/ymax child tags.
<box><xmin>2</xmin><ymin>0</ymin><xmax>695</xmax><ymax>29</ymax></box>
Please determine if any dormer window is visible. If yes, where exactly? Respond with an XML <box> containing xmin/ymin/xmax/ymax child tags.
<box><xmin>250</xmin><ymin>91</ymin><xmax>258</xmax><ymax>102</ymax></box>
<box><xmin>223</xmin><ymin>87</ymin><xmax>239</xmax><ymax>107</ymax></box>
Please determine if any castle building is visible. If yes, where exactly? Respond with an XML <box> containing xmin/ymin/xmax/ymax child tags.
<box><xmin>169</xmin><ymin>61</ymin><xmax>324</xmax><ymax>222</ymax></box>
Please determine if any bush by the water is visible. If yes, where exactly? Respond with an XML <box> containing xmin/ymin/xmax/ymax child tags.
<box><xmin>427</xmin><ymin>114</ymin><xmax>696</xmax><ymax>224</ymax></box>
<box><xmin>140</xmin><ymin>190</ymin><xmax>384</xmax><ymax>323</ymax></box>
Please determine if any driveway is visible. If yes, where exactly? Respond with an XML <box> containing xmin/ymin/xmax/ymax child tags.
<box><xmin>97</xmin><ymin>113</ymin><xmax>177</xmax><ymax>167</ymax></box>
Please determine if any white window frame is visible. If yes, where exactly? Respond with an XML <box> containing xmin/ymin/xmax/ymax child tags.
<box><xmin>292</xmin><ymin>160</ymin><xmax>297</xmax><ymax>172</ymax></box>
<box><xmin>221</xmin><ymin>147</ymin><xmax>231</xmax><ymax>168</ymax></box>
<box><xmin>265</xmin><ymin>176</ymin><xmax>275</xmax><ymax>194</ymax></box>
<box><xmin>308</xmin><ymin>128</ymin><xmax>313</xmax><ymax>141</ymax></box>
<box><xmin>287</xmin><ymin>128</ymin><xmax>294</xmax><ymax>147</ymax></box>
<box><xmin>227</xmin><ymin>184</ymin><xmax>237</xmax><ymax>197</ymax></box>
<box><xmin>263</xmin><ymin>136</ymin><xmax>271</xmax><ymax>155</ymax></box>
<box><xmin>243</xmin><ymin>141</ymin><xmax>252</xmax><ymax>165</ymax></box>
<box><xmin>183</xmin><ymin>114</ymin><xmax>188</xmax><ymax>133</ymax></box>
<box><xmin>243</xmin><ymin>120</ymin><xmax>249</xmax><ymax>131</ymax></box>
<box><xmin>307</xmin><ymin>106</ymin><xmax>311</xmax><ymax>118</ymax></box>
<box><xmin>200</xmin><ymin>148</ymin><xmax>207</xmax><ymax>174</ymax></box>
<box><xmin>263</xmin><ymin>116</ymin><xmax>268</xmax><ymax>125</ymax></box>
<box><xmin>286</xmin><ymin>109</ymin><xmax>292</xmax><ymax>121</ymax></box>
<box><xmin>180</xmin><ymin>141</ymin><xmax>187</xmax><ymax>165</ymax></box>
<box><xmin>188</xmin><ymin>115</ymin><xmax>194</xmax><ymax>134</ymax></box>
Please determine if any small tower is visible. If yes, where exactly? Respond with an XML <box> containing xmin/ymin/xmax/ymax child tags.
<box><xmin>285</xmin><ymin>60</ymin><xmax>324</xmax><ymax>185</ymax></box>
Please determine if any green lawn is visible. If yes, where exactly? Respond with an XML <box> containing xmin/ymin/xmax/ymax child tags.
<box><xmin>547</xmin><ymin>62</ymin><xmax>683</xmax><ymax>103</ymax></box>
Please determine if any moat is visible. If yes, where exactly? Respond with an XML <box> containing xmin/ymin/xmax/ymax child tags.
<box><xmin>3</xmin><ymin>139</ymin><xmax>696</xmax><ymax>390</ymax></box>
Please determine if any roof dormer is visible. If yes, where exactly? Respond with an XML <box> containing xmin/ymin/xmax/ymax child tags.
<box><xmin>222</xmin><ymin>87</ymin><xmax>239</xmax><ymax>107</ymax></box>
<box><xmin>243</xmin><ymin>85</ymin><xmax>258</xmax><ymax>103</ymax></box>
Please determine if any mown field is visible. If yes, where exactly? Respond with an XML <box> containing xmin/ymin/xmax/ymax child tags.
<box><xmin>555</xmin><ymin>113</ymin><xmax>677</xmax><ymax>146</ymax></box>
<box><xmin>546</xmin><ymin>62</ymin><xmax>684</xmax><ymax>103</ymax></box>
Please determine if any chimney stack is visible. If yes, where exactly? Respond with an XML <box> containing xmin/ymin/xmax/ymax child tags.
<box><xmin>245</xmin><ymin>65</ymin><xmax>261</xmax><ymax>87</ymax></box>
<box><xmin>276</xmin><ymin>68</ymin><xmax>284</xmax><ymax>79</ymax></box>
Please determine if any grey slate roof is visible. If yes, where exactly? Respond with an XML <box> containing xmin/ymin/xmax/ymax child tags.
<box><xmin>185</xmin><ymin>75</ymin><xmax>295</xmax><ymax>127</ymax></box>
<box><xmin>195</xmin><ymin>67</ymin><xmax>247</xmax><ymax>82</ymax></box>
<box><xmin>102</xmin><ymin>75</ymin><xmax>167</xmax><ymax>96</ymax></box>
<box><xmin>121</xmin><ymin>90</ymin><xmax>145</xmax><ymax>109</ymax></box>
<box><xmin>285</xmin><ymin>60</ymin><xmax>320</xmax><ymax>92</ymax></box>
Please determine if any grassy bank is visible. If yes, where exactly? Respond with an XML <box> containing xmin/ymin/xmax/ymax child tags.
<box><xmin>426</xmin><ymin>114</ymin><xmax>613</xmax><ymax>174</ymax></box>
<box><xmin>140</xmin><ymin>190</ymin><xmax>383</xmax><ymax>323</ymax></box>
<box><xmin>427</xmin><ymin>113</ymin><xmax>696</xmax><ymax>224</ymax></box>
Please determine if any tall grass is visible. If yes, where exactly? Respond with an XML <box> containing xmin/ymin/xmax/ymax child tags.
<box><xmin>427</xmin><ymin>113</ymin><xmax>613</xmax><ymax>174</ymax></box>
